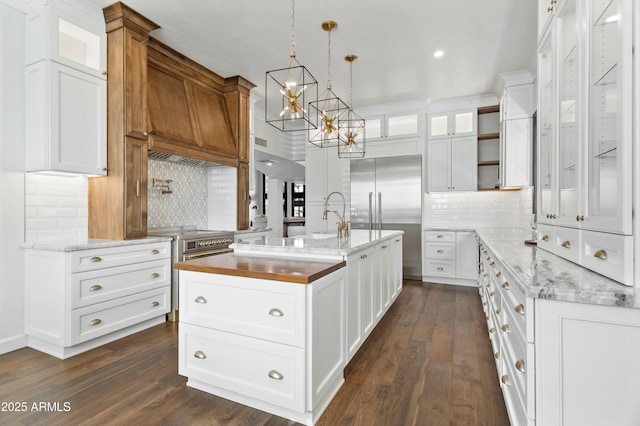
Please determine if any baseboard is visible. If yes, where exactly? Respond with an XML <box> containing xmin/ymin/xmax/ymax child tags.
<box><xmin>422</xmin><ymin>276</ymin><xmax>477</xmax><ymax>287</ymax></box>
<box><xmin>0</xmin><ymin>334</ymin><xmax>28</xmax><ymax>355</ymax></box>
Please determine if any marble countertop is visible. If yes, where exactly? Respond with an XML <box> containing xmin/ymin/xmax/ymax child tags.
<box><xmin>475</xmin><ymin>227</ymin><xmax>639</xmax><ymax>309</ymax></box>
<box><xmin>21</xmin><ymin>236</ymin><xmax>173</xmax><ymax>252</ymax></box>
<box><xmin>231</xmin><ymin>229</ymin><xmax>404</xmax><ymax>257</ymax></box>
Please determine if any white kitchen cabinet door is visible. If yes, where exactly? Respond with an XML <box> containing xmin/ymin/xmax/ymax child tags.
<box><xmin>535</xmin><ymin>299</ymin><xmax>640</xmax><ymax>426</ymax></box>
<box><xmin>451</xmin><ymin>136</ymin><xmax>478</xmax><ymax>191</ymax></box>
<box><xmin>427</xmin><ymin>138</ymin><xmax>451</xmax><ymax>192</ymax></box>
<box><xmin>500</xmin><ymin>118</ymin><xmax>531</xmax><ymax>189</ymax></box>
<box><xmin>502</xmin><ymin>84</ymin><xmax>533</xmax><ymax>121</ymax></box>
<box><xmin>455</xmin><ymin>232</ymin><xmax>478</xmax><ymax>280</ymax></box>
<box><xmin>427</xmin><ymin>110</ymin><xmax>476</xmax><ymax>139</ymax></box>
<box><xmin>25</xmin><ymin>61</ymin><xmax>106</xmax><ymax>175</ymax></box>
<box><xmin>364</xmin><ymin>112</ymin><xmax>420</xmax><ymax>140</ymax></box>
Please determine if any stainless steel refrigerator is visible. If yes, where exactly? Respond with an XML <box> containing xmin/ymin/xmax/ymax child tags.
<box><xmin>350</xmin><ymin>155</ymin><xmax>422</xmax><ymax>279</ymax></box>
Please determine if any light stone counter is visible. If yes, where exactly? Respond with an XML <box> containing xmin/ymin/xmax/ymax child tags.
<box><xmin>474</xmin><ymin>227</ymin><xmax>639</xmax><ymax>309</ymax></box>
<box><xmin>21</xmin><ymin>236</ymin><xmax>172</xmax><ymax>252</ymax></box>
<box><xmin>231</xmin><ymin>229</ymin><xmax>404</xmax><ymax>258</ymax></box>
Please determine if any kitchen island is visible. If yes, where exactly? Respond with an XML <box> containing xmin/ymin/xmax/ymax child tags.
<box><xmin>174</xmin><ymin>229</ymin><xmax>403</xmax><ymax>425</ymax></box>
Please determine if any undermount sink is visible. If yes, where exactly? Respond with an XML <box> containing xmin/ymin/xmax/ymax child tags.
<box><xmin>300</xmin><ymin>233</ymin><xmax>337</xmax><ymax>240</ymax></box>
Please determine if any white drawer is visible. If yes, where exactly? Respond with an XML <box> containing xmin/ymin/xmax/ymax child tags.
<box><xmin>70</xmin><ymin>259</ymin><xmax>170</xmax><ymax>308</ymax></box>
<box><xmin>501</xmin><ymin>329</ymin><xmax>527</xmax><ymax>415</ymax></box>
<box><xmin>425</xmin><ymin>242</ymin><xmax>455</xmax><ymax>260</ymax></box>
<box><xmin>425</xmin><ymin>230</ymin><xmax>455</xmax><ymax>243</ymax></box>
<box><xmin>69</xmin><ymin>241</ymin><xmax>171</xmax><ymax>273</ymax></box>
<box><xmin>536</xmin><ymin>224</ymin><xmax>554</xmax><ymax>253</ymax></box>
<box><xmin>179</xmin><ymin>323</ymin><xmax>306</xmax><ymax>412</ymax></box>
<box><xmin>424</xmin><ymin>259</ymin><xmax>455</xmax><ymax>277</ymax></box>
<box><xmin>580</xmin><ymin>230</ymin><xmax>633</xmax><ymax>285</ymax></box>
<box><xmin>69</xmin><ymin>286</ymin><xmax>169</xmax><ymax>345</ymax></box>
<box><xmin>553</xmin><ymin>226</ymin><xmax>580</xmax><ymax>263</ymax></box>
<box><xmin>179</xmin><ymin>271</ymin><xmax>307</xmax><ymax>347</ymax></box>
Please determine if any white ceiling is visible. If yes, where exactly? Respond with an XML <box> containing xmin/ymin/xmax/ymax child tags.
<box><xmin>87</xmin><ymin>0</ymin><xmax>538</xmax><ymax>107</ymax></box>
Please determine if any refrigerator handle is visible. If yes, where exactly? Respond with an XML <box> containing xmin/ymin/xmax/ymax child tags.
<box><xmin>368</xmin><ymin>192</ymin><xmax>373</xmax><ymax>232</ymax></box>
<box><xmin>378</xmin><ymin>192</ymin><xmax>382</xmax><ymax>237</ymax></box>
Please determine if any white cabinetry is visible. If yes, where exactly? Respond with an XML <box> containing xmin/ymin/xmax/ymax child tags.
<box><xmin>25</xmin><ymin>241</ymin><xmax>171</xmax><ymax>359</ymax></box>
<box><xmin>427</xmin><ymin>136</ymin><xmax>477</xmax><ymax>192</ymax></box>
<box><xmin>535</xmin><ymin>299</ymin><xmax>640</xmax><ymax>426</ymax></box>
<box><xmin>536</xmin><ymin>0</ymin><xmax>633</xmax><ymax>285</ymax></box>
<box><xmin>423</xmin><ymin>230</ymin><xmax>478</xmax><ymax>286</ymax></box>
<box><xmin>427</xmin><ymin>109</ymin><xmax>477</xmax><ymax>139</ymax></box>
<box><xmin>25</xmin><ymin>0</ymin><xmax>106</xmax><ymax>175</ymax></box>
<box><xmin>179</xmin><ymin>268</ymin><xmax>345</xmax><ymax>426</ymax></box>
<box><xmin>365</xmin><ymin>112</ymin><xmax>420</xmax><ymax>140</ymax></box>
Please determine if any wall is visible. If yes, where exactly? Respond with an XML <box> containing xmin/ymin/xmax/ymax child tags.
<box><xmin>423</xmin><ymin>187</ymin><xmax>534</xmax><ymax>230</ymax></box>
<box><xmin>0</xmin><ymin>0</ymin><xmax>26</xmax><ymax>354</ymax></box>
<box><xmin>207</xmin><ymin>165</ymin><xmax>237</xmax><ymax>230</ymax></box>
<box><xmin>147</xmin><ymin>159</ymin><xmax>208</xmax><ymax>229</ymax></box>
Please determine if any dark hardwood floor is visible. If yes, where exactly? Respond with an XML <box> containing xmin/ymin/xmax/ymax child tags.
<box><xmin>0</xmin><ymin>281</ymin><xmax>509</xmax><ymax>426</ymax></box>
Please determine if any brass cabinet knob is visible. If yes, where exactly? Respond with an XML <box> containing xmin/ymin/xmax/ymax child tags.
<box><xmin>502</xmin><ymin>324</ymin><xmax>510</xmax><ymax>333</ymax></box>
<box><xmin>561</xmin><ymin>240</ymin><xmax>571</xmax><ymax>249</ymax></box>
<box><xmin>489</xmin><ymin>327</ymin><xmax>496</xmax><ymax>334</ymax></box>
<box><xmin>516</xmin><ymin>359</ymin><xmax>525</xmax><ymax>373</ymax></box>
<box><xmin>437</xmin><ymin>267</ymin><xmax>444</xmax><ymax>271</ymax></box>
<box><xmin>541</xmin><ymin>235</ymin><xmax>549</xmax><ymax>241</ymax></box>
<box><xmin>494</xmin><ymin>351</ymin><xmax>500</xmax><ymax>360</ymax></box>
<box><xmin>594</xmin><ymin>249</ymin><xmax>608</xmax><ymax>260</ymax></box>
<box><xmin>490</xmin><ymin>292</ymin><xmax>496</xmax><ymax>297</ymax></box>
<box><xmin>515</xmin><ymin>304</ymin><xmax>525</xmax><ymax>315</ymax></box>
<box><xmin>495</xmin><ymin>272</ymin><xmax>502</xmax><ymax>278</ymax></box>
<box><xmin>502</xmin><ymin>375</ymin><xmax>510</xmax><ymax>385</ymax></box>
<box><xmin>502</xmin><ymin>282</ymin><xmax>510</xmax><ymax>290</ymax></box>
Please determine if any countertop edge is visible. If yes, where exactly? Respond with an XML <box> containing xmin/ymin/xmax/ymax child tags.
<box><xmin>21</xmin><ymin>236</ymin><xmax>173</xmax><ymax>252</ymax></box>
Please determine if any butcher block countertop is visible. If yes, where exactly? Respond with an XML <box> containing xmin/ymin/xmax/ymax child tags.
<box><xmin>174</xmin><ymin>252</ymin><xmax>346</xmax><ymax>284</ymax></box>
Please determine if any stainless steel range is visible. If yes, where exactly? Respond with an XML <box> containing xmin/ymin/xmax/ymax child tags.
<box><xmin>147</xmin><ymin>226</ymin><xmax>234</xmax><ymax>321</ymax></box>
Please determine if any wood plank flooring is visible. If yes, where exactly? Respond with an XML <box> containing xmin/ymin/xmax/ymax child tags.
<box><xmin>0</xmin><ymin>281</ymin><xmax>509</xmax><ymax>426</ymax></box>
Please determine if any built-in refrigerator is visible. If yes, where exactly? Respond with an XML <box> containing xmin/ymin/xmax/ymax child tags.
<box><xmin>350</xmin><ymin>155</ymin><xmax>422</xmax><ymax>279</ymax></box>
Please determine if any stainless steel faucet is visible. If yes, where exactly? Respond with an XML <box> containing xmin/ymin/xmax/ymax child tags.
<box><xmin>322</xmin><ymin>191</ymin><xmax>349</xmax><ymax>240</ymax></box>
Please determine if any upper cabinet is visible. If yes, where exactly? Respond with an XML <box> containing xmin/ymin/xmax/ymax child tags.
<box><xmin>427</xmin><ymin>110</ymin><xmax>476</xmax><ymax>139</ymax></box>
<box><xmin>365</xmin><ymin>112</ymin><xmax>421</xmax><ymax>140</ymax></box>
<box><xmin>25</xmin><ymin>0</ymin><xmax>107</xmax><ymax>175</ymax></box>
<box><xmin>537</xmin><ymin>0</ymin><xmax>632</xmax><ymax>235</ymax></box>
<box><xmin>538</xmin><ymin>0</ymin><xmax>558</xmax><ymax>39</ymax></box>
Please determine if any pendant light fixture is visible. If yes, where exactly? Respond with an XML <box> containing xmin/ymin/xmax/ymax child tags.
<box><xmin>308</xmin><ymin>20</ymin><xmax>349</xmax><ymax>148</ymax></box>
<box><xmin>265</xmin><ymin>0</ymin><xmax>318</xmax><ymax>132</ymax></box>
<box><xmin>338</xmin><ymin>54</ymin><xmax>366</xmax><ymax>158</ymax></box>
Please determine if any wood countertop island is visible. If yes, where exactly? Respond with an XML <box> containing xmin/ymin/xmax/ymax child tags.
<box><xmin>174</xmin><ymin>252</ymin><xmax>346</xmax><ymax>284</ymax></box>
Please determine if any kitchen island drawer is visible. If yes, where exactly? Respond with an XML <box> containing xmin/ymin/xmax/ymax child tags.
<box><xmin>70</xmin><ymin>259</ymin><xmax>170</xmax><ymax>308</ymax></box>
<box><xmin>179</xmin><ymin>323</ymin><xmax>306</xmax><ymax>413</ymax></box>
<box><xmin>69</xmin><ymin>286</ymin><xmax>169</xmax><ymax>345</ymax></box>
<box><xmin>179</xmin><ymin>271</ymin><xmax>307</xmax><ymax>347</ymax></box>
<box><xmin>69</xmin><ymin>241</ymin><xmax>171</xmax><ymax>272</ymax></box>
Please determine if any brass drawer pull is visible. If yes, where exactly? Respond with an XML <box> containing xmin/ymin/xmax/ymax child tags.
<box><xmin>195</xmin><ymin>296</ymin><xmax>207</xmax><ymax>304</ymax></box>
<box><xmin>489</xmin><ymin>292</ymin><xmax>496</xmax><ymax>297</ymax></box>
<box><xmin>541</xmin><ymin>235</ymin><xmax>549</xmax><ymax>241</ymax></box>
<box><xmin>269</xmin><ymin>308</ymin><xmax>284</xmax><ymax>317</ymax></box>
<box><xmin>515</xmin><ymin>304</ymin><xmax>525</xmax><ymax>315</ymax></box>
<box><xmin>516</xmin><ymin>359</ymin><xmax>525</xmax><ymax>373</ymax></box>
<box><xmin>382</xmin><ymin>245</ymin><xmax>388</xmax><ymax>249</ymax></box>
<box><xmin>490</xmin><ymin>261</ymin><xmax>495</xmax><ymax>267</ymax></box>
<box><xmin>502</xmin><ymin>282</ymin><xmax>509</xmax><ymax>290</ymax></box>
<box><xmin>151</xmin><ymin>249</ymin><xmax>160</xmax><ymax>254</ymax></box>
<box><xmin>502</xmin><ymin>375</ymin><xmax>510</xmax><ymax>385</ymax></box>
<box><xmin>561</xmin><ymin>240</ymin><xmax>571</xmax><ymax>248</ymax></box>
<box><xmin>150</xmin><ymin>301</ymin><xmax>160</xmax><ymax>307</ymax></box>
<box><xmin>89</xmin><ymin>284</ymin><xmax>102</xmax><ymax>291</ymax></box>
<box><xmin>437</xmin><ymin>235</ymin><xmax>444</xmax><ymax>239</ymax></box>
<box><xmin>89</xmin><ymin>256</ymin><xmax>102</xmax><ymax>263</ymax></box>
<box><xmin>594</xmin><ymin>249</ymin><xmax>608</xmax><ymax>260</ymax></box>
<box><xmin>496</xmin><ymin>272</ymin><xmax>502</xmax><ymax>278</ymax></box>
<box><xmin>151</xmin><ymin>273</ymin><xmax>160</xmax><ymax>278</ymax></box>
<box><xmin>89</xmin><ymin>319</ymin><xmax>102</xmax><ymax>326</ymax></box>
<box><xmin>502</xmin><ymin>324</ymin><xmax>510</xmax><ymax>333</ymax></box>
<box><xmin>268</xmin><ymin>370</ymin><xmax>284</xmax><ymax>380</ymax></box>
<box><xmin>194</xmin><ymin>351</ymin><xmax>206</xmax><ymax>359</ymax></box>
<box><xmin>437</xmin><ymin>267</ymin><xmax>444</xmax><ymax>271</ymax></box>
<box><xmin>494</xmin><ymin>351</ymin><xmax>500</xmax><ymax>360</ymax></box>
<box><xmin>489</xmin><ymin>327</ymin><xmax>496</xmax><ymax>334</ymax></box>
<box><xmin>436</xmin><ymin>249</ymin><xmax>444</xmax><ymax>254</ymax></box>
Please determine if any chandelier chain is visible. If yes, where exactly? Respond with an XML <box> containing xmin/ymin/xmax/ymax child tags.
<box><xmin>290</xmin><ymin>0</ymin><xmax>296</xmax><ymax>57</ymax></box>
<box><xmin>327</xmin><ymin>28</ymin><xmax>332</xmax><ymax>88</ymax></box>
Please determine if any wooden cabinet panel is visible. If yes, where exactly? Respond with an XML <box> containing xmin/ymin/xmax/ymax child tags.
<box><xmin>123</xmin><ymin>29</ymin><xmax>149</xmax><ymax>139</ymax></box>
<box><xmin>125</xmin><ymin>137</ymin><xmax>148</xmax><ymax>238</ymax></box>
<box><xmin>189</xmin><ymin>81</ymin><xmax>236</xmax><ymax>156</ymax></box>
<box><xmin>237</xmin><ymin>162</ymin><xmax>249</xmax><ymax>230</ymax></box>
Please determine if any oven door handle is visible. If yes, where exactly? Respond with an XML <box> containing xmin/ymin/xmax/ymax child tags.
<box><xmin>183</xmin><ymin>248</ymin><xmax>233</xmax><ymax>261</ymax></box>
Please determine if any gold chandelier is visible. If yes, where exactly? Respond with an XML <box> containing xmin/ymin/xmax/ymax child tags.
<box><xmin>264</xmin><ymin>0</ymin><xmax>318</xmax><ymax>132</ymax></box>
<box><xmin>338</xmin><ymin>54</ymin><xmax>366</xmax><ymax>158</ymax></box>
<box><xmin>308</xmin><ymin>20</ymin><xmax>349</xmax><ymax>148</ymax></box>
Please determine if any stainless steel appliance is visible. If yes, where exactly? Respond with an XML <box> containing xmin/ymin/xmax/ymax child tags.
<box><xmin>147</xmin><ymin>226</ymin><xmax>234</xmax><ymax>321</ymax></box>
<box><xmin>350</xmin><ymin>155</ymin><xmax>422</xmax><ymax>279</ymax></box>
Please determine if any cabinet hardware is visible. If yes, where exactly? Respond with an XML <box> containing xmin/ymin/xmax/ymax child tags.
<box><xmin>489</xmin><ymin>327</ymin><xmax>496</xmax><ymax>334</ymax></box>
<box><xmin>490</xmin><ymin>292</ymin><xmax>496</xmax><ymax>297</ymax></box>
<box><xmin>501</xmin><ymin>375</ymin><xmax>510</xmax><ymax>385</ymax></box>
<box><xmin>541</xmin><ymin>235</ymin><xmax>549</xmax><ymax>241</ymax></box>
<box><xmin>437</xmin><ymin>235</ymin><xmax>444</xmax><ymax>239</ymax></box>
<box><xmin>269</xmin><ymin>308</ymin><xmax>284</xmax><ymax>317</ymax></box>
<box><xmin>89</xmin><ymin>319</ymin><xmax>102</xmax><ymax>326</ymax></box>
<box><xmin>515</xmin><ymin>304</ymin><xmax>525</xmax><ymax>315</ymax></box>
<box><xmin>548</xmin><ymin>6</ymin><xmax>553</xmax><ymax>12</ymax></box>
<box><xmin>490</xmin><ymin>261</ymin><xmax>495</xmax><ymax>267</ymax></box>
<box><xmin>483</xmin><ymin>273</ymin><xmax>488</xmax><ymax>278</ymax></box>
<box><xmin>268</xmin><ymin>370</ymin><xmax>284</xmax><ymax>380</ymax></box>
<box><xmin>502</xmin><ymin>282</ymin><xmax>510</xmax><ymax>290</ymax></box>
<box><xmin>89</xmin><ymin>256</ymin><xmax>102</xmax><ymax>263</ymax></box>
<box><xmin>101</xmin><ymin>70</ymin><xmax>107</xmax><ymax>76</ymax></box>
<box><xmin>194</xmin><ymin>351</ymin><xmax>206</xmax><ymax>359</ymax></box>
<box><xmin>561</xmin><ymin>240</ymin><xmax>571</xmax><ymax>248</ymax></box>
<box><xmin>496</xmin><ymin>271</ymin><xmax>502</xmax><ymax>278</ymax></box>
<box><xmin>437</xmin><ymin>267</ymin><xmax>444</xmax><ymax>271</ymax></box>
<box><xmin>382</xmin><ymin>245</ymin><xmax>388</xmax><ymax>249</ymax></box>
<box><xmin>436</xmin><ymin>249</ymin><xmax>444</xmax><ymax>254</ymax></box>
<box><xmin>502</xmin><ymin>324</ymin><xmax>510</xmax><ymax>333</ymax></box>
<box><xmin>195</xmin><ymin>296</ymin><xmax>207</xmax><ymax>304</ymax></box>
<box><xmin>151</xmin><ymin>273</ymin><xmax>160</xmax><ymax>278</ymax></box>
<box><xmin>151</xmin><ymin>249</ymin><xmax>160</xmax><ymax>254</ymax></box>
<box><xmin>594</xmin><ymin>249</ymin><xmax>608</xmax><ymax>260</ymax></box>
<box><xmin>150</xmin><ymin>301</ymin><xmax>160</xmax><ymax>307</ymax></box>
<box><xmin>516</xmin><ymin>359</ymin><xmax>525</xmax><ymax>373</ymax></box>
<box><xmin>395</xmin><ymin>239</ymin><xmax>400</xmax><ymax>242</ymax></box>
<box><xmin>136</xmin><ymin>180</ymin><xmax>140</xmax><ymax>197</ymax></box>
<box><xmin>579</xmin><ymin>215</ymin><xmax>584</xmax><ymax>221</ymax></box>
<box><xmin>143</xmin><ymin>131</ymin><xmax>148</xmax><ymax>136</ymax></box>
<box><xmin>89</xmin><ymin>284</ymin><xmax>102</xmax><ymax>291</ymax></box>
<box><xmin>102</xmin><ymin>167</ymin><xmax>107</xmax><ymax>171</ymax></box>
<box><xmin>496</xmin><ymin>309</ymin><xmax>501</xmax><ymax>315</ymax></box>
<box><xmin>494</xmin><ymin>352</ymin><xmax>500</xmax><ymax>360</ymax></box>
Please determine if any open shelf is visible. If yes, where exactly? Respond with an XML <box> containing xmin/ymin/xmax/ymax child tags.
<box><xmin>478</xmin><ymin>132</ymin><xmax>500</xmax><ymax>140</ymax></box>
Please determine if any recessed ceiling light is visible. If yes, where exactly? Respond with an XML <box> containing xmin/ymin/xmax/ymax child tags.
<box><xmin>433</xmin><ymin>50</ymin><xmax>444</xmax><ymax>58</ymax></box>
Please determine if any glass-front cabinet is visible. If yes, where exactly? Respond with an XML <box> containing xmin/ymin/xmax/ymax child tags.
<box><xmin>537</xmin><ymin>0</ymin><xmax>631</xmax><ymax>235</ymax></box>
<box><xmin>427</xmin><ymin>110</ymin><xmax>476</xmax><ymax>139</ymax></box>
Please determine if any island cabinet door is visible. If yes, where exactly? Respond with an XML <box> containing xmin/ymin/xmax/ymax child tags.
<box><xmin>179</xmin><ymin>323</ymin><xmax>306</xmax><ymax>413</ymax></box>
<box><xmin>179</xmin><ymin>271</ymin><xmax>306</xmax><ymax>348</ymax></box>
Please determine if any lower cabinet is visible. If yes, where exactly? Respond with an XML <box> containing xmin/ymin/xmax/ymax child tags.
<box><xmin>423</xmin><ymin>230</ymin><xmax>478</xmax><ymax>286</ymax></box>
<box><xmin>24</xmin><ymin>241</ymin><xmax>171</xmax><ymax>359</ymax></box>
<box><xmin>346</xmin><ymin>236</ymin><xmax>403</xmax><ymax>362</ymax></box>
<box><xmin>179</xmin><ymin>268</ymin><xmax>346</xmax><ymax>426</ymax></box>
